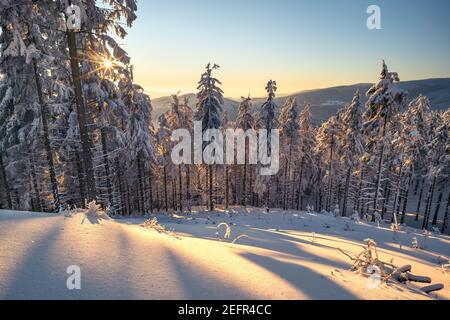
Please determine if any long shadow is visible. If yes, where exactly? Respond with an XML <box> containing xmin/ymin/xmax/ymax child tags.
<box><xmin>2</xmin><ymin>217</ymin><xmax>136</xmax><ymax>300</ymax></box>
<box><xmin>164</xmin><ymin>249</ymin><xmax>253</xmax><ymax>300</ymax></box>
<box><xmin>175</xmin><ymin>225</ymin><xmax>350</xmax><ymax>270</ymax></box>
<box><xmin>240</xmin><ymin>252</ymin><xmax>357</xmax><ymax>300</ymax></box>
<box><xmin>2</xmin><ymin>223</ymin><xmax>65</xmax><ymax>300</ymax></box>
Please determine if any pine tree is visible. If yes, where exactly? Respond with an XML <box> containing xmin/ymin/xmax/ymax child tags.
<box><xmin>257</xmin><ymin>80</ymin><xmax>278</xmax><ymax>208</ymax></box>
<box><xmin>195</xmin><ymin>63</ymin><xmax>223</xmax><ymax>211</ymax></box>
<box><xmin>339</xmin><ymin>91</ymin><xmax>365</xmax><ymax>216</ymax></box>
<box><xmin>279</xmin><ymin>97</ymin><xmax>300</xmax><ymax>210</ymax></box>
<box><xmin>316</xmin><ymin>115</ymin><xmax>342</xmax><ymax>212</ymax></box>
<box><xmin>364</xmin><ymin>61</ymin><xmax>408</xmax><ymax>220</ymax></box>
<box><xmin>296</xmin><ymin>104</ymin><xmax>316</xmax><ymax>211</ymax></box>
<box><xmin>236</xmin><ymin>95</ymin><xmax>255</xmax><ymax>206</ymax></box>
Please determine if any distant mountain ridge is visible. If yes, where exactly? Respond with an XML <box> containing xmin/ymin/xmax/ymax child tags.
<box><xmin>151</xmin><ymin>78</ymin><xmax>450</xmax><ymax>125</ymax></box>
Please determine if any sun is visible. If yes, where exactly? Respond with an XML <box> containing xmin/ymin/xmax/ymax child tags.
<box><xmin>103</xmin><ymin>59</ymin><xmax>114</xmax><ymax>69</ymax></box>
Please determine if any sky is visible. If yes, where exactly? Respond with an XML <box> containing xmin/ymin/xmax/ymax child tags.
<box><xmin>118</xmin><ymin>0</ymin><xmax>450</xmax><ymax>98</ymax></box>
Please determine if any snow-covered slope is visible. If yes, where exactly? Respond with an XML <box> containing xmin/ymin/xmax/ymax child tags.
<box><xmin>0</xmin><ymin>208</ymin><xmax>449</xmax><ymax>300</ymax></box>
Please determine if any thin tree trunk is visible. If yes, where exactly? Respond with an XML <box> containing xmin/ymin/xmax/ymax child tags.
<box><xmin>432</xmin><ymin>191</ymin><xmax>443</xmax><ymax>226</ymax></box>
<box><xmin>391</xmin><ymin>166</ymin><xmax>404</xmax><ymax>226</ymax></box>
<box><xmin>297</xmin><ymin>157</ymin><xmax>305</xmax><ymax>211</ymax></box>
<box><xmin>178</xmin><ymin>165</ymin><xmax>183</xmax><ymax>212</ymax></box>
<box><xmin>284</xmin><ymin>143</ymin><xmax>292</xmax><ymax>211</ymax></box>
<box><xmin>327</xmin><ymin>141</ymin><xmax>335</xmax><ymax>212</ymax></box>
<box><xmin>225</xmin><ymin>165</ymin><xmax>229</xmax><ymax>209</ymax></box>
<box><xmin>342</xmin><ymin>168</ymin><xmax>352</xmax><ymax>217</ymax></box>
<box><xmin>372</xmin><ymin>115</ymin><xmax>388</xmax><ymax>221</ymax></box>
<box><xmin>186</xmin><ymin>165</ymin><xmax>191</xmax><ymax>212</ymax></box>
<box><xmin>422</xmin><ymin>177</ymin><xmax>436</xmax><ymax>230</ymax></box>
<box><xmin>148</xmin><ymin>165</ymin><xmax>154</xmax><ymax>213</ymax></box>
<box><xmin>101</xmin><ymin>128</ymin><xmax>114</xmax><ymax>211</ymax></box>
<box><xmin>137</xmin><ymin>156</ymin><xmax>145</xmax><ymax>215</ymax></box>
<box><xmin>163</xmin><ymin>165</ymin><xmax>168</xmax><ymax>212</ymax></box>
<box><xmin>0</xmin><ymin>153</ymin><xmax>12</xmax><ymax>208</ymax></box>
<box><xmin>400</xmin><ymin>179</ymin><xmax>411</xmax><ymax>225</ymax></box>
<box><xmin>29</xmin><ymin>157</ymin><xmax>43</xmax><ymax>212</ymax></box>
<box><xmin>33</xmin><ymin>60</ymin><xmax>60</xmax><ymax>211</ymax></box>
<box><xmin>441</xmin><ymin>191</ymin><xmax>450</xmax><ymax>234</ymax></box>
<box><xmin>416</xmin><ymin>181</ymin><xmax>425</xmax><ymax>221</ymax></box>
<box><xmin>172</xmin><ymin>177</ymin><xmax>177</xmax><ymax>211</ymax></box>
<box><xmin>67</xmin><ymin>31</ymin><xmax>96</xmax><ymax>202</ymax></box>
<box><xmin>116</xmin><ymin>161</ymin><xmax>125</xmax><ymax>216</ymax></box>
<box><xmin>74</xmin><ymin>150</ymin><xmax>86</xmax><ymax>208</ymax></box>
<box><xmin>209</xmin><ymin>165</ymin><xmax>214</xmax><ymax>211</ymax></box>
<box><xmin>250</xmin><ymin>164</ymin><xmax>254</xmax><ymax>207</ymax></box>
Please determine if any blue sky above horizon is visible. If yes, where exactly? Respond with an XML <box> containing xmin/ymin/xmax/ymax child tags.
<box><xmin>119</xmin><ymin>0</ymin><xmax>450</xmax><ymax>98</ymax></box>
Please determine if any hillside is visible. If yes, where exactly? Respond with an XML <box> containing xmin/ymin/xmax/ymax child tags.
<box><xmin>151</xmin><ymin>78</ymin><xmax>450</xmax><ymax>125</ymax></box>
<box><xmin>1</xmin><ymin>208</ymin><xmax>449</xmax><ymax>300</ymax></box>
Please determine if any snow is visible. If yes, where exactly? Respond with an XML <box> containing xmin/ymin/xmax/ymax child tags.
<box><xmin>0</xmin><ymin>208</ymin><xmax>449</xmax><ymax>300</ymax></box>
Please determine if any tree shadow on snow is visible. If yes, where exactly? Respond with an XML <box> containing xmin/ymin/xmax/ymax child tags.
<box><xmin>239</xmin><ymin>252</ymin><xmax>357</xmax><ymax>300</ymax></box>
<box><xmin>164</xmin><ymin>249</ymin><xmax>253</xmax><ymax>300</ymax></box>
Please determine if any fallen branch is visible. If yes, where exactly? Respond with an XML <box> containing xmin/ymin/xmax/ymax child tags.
<box><xmin>421</xmin><ymin>284</ymin><xmax>444</xmax><ymax>294</ymax></box>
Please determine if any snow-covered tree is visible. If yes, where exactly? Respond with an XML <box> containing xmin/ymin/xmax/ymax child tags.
<box><xmin>296</xmin><ymin>103</ymin><xmax>317</xmax><ymax>211</ymax></box>
<box><xmin>278</xmin><ymin>97</ymin><xmax>300</xmax><ymax>210</ymax></box>
<box><xmin>236</xmin><ymin>95</ymin><xmax>255</xmax><ymax>206</ymax></box>
<box><xmin>195</xmin><ymin>63</ymin><xmax>223</xmax><ymax>211</ymax></box>
<box><xmin>339</xmin><ymin>91</ymin><xmax>365</xmax><ymax>216</ymax></box>
<box><xmin>316</xmin><ymin>115</ymin><xmax>342</xmax><ymax>212</ymax></box>
<box><xmin>364</xmin><ymin>61</ymin><xmax>408</xmax><ymax>220</ymax></box>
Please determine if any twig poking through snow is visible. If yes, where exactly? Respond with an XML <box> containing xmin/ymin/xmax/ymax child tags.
<box><xmin>216</xmin><ymin>222</ymin><xmax>231</xmax><ymax>241</ymax></box>
<box><xmin>232</xmin><ymin>234</ymin><xmax>250</xmax><ymax>244</ymax></box>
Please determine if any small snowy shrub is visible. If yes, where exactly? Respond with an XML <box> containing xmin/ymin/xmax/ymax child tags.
<box><xmin>351</xmin><ymin>211</ymin><xmax>361</xmax><ymax>223</ymax></box>
<box><xmin>412</xmin><ymin>237</ymin><xmax>420</xmax><ymax>249</ymax></box>
<box><xmin>333</xmin><ymin>204</ymin><xmax>340</xmax><ymax>217</ymax></box>
<box><xmin>85</xmin><ymin>201</ymin><xmax>108</xmax><ymax>218</ymax></box>
<box><xmin>141</xmin><ymin>217</ymin><xmax>180</xmax><ymax>239</ymax></box>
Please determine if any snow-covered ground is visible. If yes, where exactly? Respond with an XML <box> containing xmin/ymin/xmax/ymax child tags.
<box><xmin>0</xmin><ymin>207</ymin><xmax>449</xmax><ymax>300</ymax></box>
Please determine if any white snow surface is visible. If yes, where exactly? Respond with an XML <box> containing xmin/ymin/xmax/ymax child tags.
<box><xmin>0</xmin><ymin>207</ymin><xmax>449</xmax><ymax>300</ymax></box>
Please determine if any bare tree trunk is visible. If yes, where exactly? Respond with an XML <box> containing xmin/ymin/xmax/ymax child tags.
<box><xmin>186</xmin><ymin>165</ymin><xmax>191</xmax><ymax>212</ymax></box>
<box><xmin>172</xmin><ymin>177</ymin><xmax>177</xmax><ymax>211</ymax></box>
<box><xmin>342</xmin><ymin>168</ymin><xmax>352</xmax><ymax>217</ymax></box>
<box><xmin>326</xmin><ymin>142</ymin><xmax>335</xmax><ymax>212</ymax></box>
<box><xmin>422</xmin><ymin>177</ymin><xmax>436</xmax><ymax>230</ymax></box>
<box><xmin>432</xmin><ymin>191</ymin><xmax>443</xmax><ymax>226</ymax></box>
<box><xmin>74</xmin><ymin>150</ymin><xmax>86</xmax><ymax>208</ymax></box>
<box><xmin>163</xmin><ymin>165</ymin><xmax>168</xmax><ymax>212</ymax></box>
<box><xmin>148</xmin><ymin>165</ymin><xmax>154</xmax><ymax>213</ymax></box>
<box><xmin>225</xmin><ymin>165</ymin><xmax>229</xmax><ymax>209</ymax></box>
<box><xmin>101</xmin><ymin>128</ymin><xmax>114</xmax><ymax>211</ymax></box>
<box><xmin>283</xmin><ymin>143</ymin><xmax>292</xmax><ymax>211</ymax></box>
<box><xmin>116</xmin><ymin>161</ymin><xmax>125</xmax><ymax>215</ymax></box>
<box><xmin>391</xmin><ymin>166</ymin><xmax>404</xmax><ymax>226</ymax></box>
<box><xmin>29</xmin><ymin>157</ymin><xmax>43</xmax><ymax>212</ymax></box>
<box><xmin>441</xmin><ymin>191</ymin><xmax>450</xmax><ymax>234</ymax></box>
<box><xmin>416</xmin><ymin>181</ymin><xmax>425</xmax><ymax>221</ymax></box>
<box><xmin>178</xmin><ymin>165</ymin><xmax>183</xmax><ymax>212</ymax></box>
<box><xmin>242</xmin><ymin>153</ymin><xmax>247</xmax><ymax>206</ymax></box>
<box><xmin>0</xmin><ymin>153</ymin><xmax>12</xmax><ymax>209</ymax></box>
<box><xmin>33</xmin><ymin>60</ymin><xmax>60</xmax><ymax>211</ymax></box>
<box><xmin>208</xmin><ymin>165</ymin><xmax>214</xmax><ymax>211</ymax></box>
<box><xmin>297</xmin><ymin>157</ymin><xmax>305</xmax><ymax>211</ymax></box>
<box><xmin>67</xmin><ymin>31</ymin><xmax>96</xmax><ymax>202</ymax></box>
<box><xmin>137</xmin><ymin>156</ymin><xmax>145</xmax><ymax>215</ymax></box>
